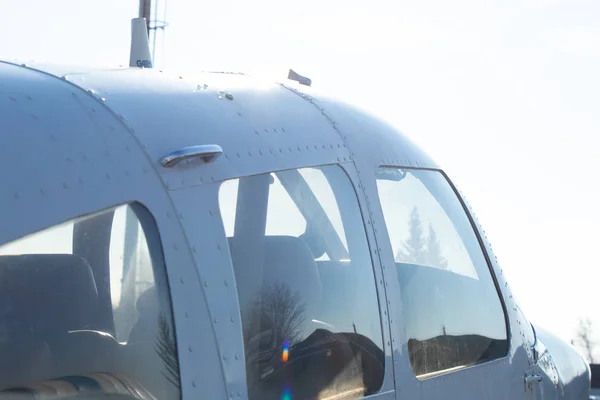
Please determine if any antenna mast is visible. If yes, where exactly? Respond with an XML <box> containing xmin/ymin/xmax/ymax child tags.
<box><xmin>137</xmin><ymin>0</ymin><xmax>168</xmax><ymax>69</ymax></box>
<box><xmin>139</xmin><ymin>0</ymin><xmax>152</xmax><ymax>34</ymax></box>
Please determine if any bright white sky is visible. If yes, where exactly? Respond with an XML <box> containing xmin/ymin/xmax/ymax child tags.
<box><xmin>0</xmin><ymin>0</ymin><xmax>598</xmax><ymax>352</ymax></box>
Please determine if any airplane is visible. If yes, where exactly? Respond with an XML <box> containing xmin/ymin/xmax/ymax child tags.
<box><xmin>0</xmin><ymin>14</ymin><xmax>592</xmax><ymax>400</ymax></box>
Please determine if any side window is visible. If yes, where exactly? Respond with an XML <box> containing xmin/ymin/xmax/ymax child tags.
<box><xmin>219</xmin><ymin>165</ymin><xmax>384</xmax><ymax>400</ymax></box>
<box><xmin>0</xmin><ymin>203</ymin><xmax>180</xmax><ymax>399</ymax></box>
<box><xmin>375</xmin><ymin>167</ymin><xmax>507</xmax><ymax>377</ymax></box>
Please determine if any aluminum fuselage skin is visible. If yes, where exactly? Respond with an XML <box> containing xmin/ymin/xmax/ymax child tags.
<box><xmin>0</xmin><ymin>60</ymin><xmax>590</xmax><ymax>400</ymax></box>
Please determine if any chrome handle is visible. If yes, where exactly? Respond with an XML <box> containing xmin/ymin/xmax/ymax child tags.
<box><xmin>525</xmin><ymin>373</ymin><xmax>543</xmax><ymax>384</ymax></box>
<box><xmin>160</xmin><ymin>145</ymin><xmax>223</xmax><ymax>168</ymax></box>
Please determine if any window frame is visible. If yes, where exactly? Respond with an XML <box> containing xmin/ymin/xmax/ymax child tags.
<box><xmin>217</xmin><ymin>162</ymin><xmax>391</xmax><ymax>397</ymax></box>
<box><xmin>0</xmin><ymin>201</ymin><xmax>182</xmax><ymax>396</ymax></box>
<box><xmin>375</xmin><ymin>165</ymin><xmax>512</xmax><ymax>377</ymax></box>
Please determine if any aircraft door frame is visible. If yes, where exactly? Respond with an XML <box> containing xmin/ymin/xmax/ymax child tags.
<box><xmin>337</xmin><ymin>161</ymin><xmax>399</xmax><ymax>400</ymax></box>
<box><xmin>358</xmin><ymin>164</ymin><xmax>536</xmax><ymax>400</ymax></box>
<box><xmin>168</xmin><ymin>162</ymin><xmax>398</xmax><ymax>400</ymax></box>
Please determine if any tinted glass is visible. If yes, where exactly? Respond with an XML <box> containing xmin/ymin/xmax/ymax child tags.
<box><xmin>376</xmin><ymin>168</ymin><xmax>507</xmax><ymax>377</ymax></box>
<box><xmin>0</xmin><ymin>203</ymin><xmax>180</xmax><ymax>399</ymax></box>
<box><xmin>219</xmin><ymin>165</ymin><xmax>384</xmax><ymax>400</ymax></box>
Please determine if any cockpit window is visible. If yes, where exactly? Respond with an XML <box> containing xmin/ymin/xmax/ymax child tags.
<box><xmin>218</xmin><ymin>165</ymin><xmax>384</xmax><ymax>400</ymax></box>
<box><xmin>376</xmin><ymin>167</ymin><xmax>508</xmax><ymax>377</ymax></box>
<box><xmin>0</xmin><ymin>203</ymin><xmax>180</xmax><ymax>399</ymax></box>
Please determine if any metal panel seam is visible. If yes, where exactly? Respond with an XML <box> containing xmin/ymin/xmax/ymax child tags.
<box><xmin>0</xmin><ymin>60</ymin><xmax>228</xmax><ymax>393</ymax></box>
<box><xmin>279</xmin><ymin>82</ymin><xmax>398</xmax><ymax>391</ymax></box>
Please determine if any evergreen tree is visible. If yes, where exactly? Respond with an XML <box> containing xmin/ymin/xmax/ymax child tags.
<box><xmin>426</xmin><ymin>224</ymin><xmax>448</xmax><ymax>269</ymax></box>
<box><xmin>397</xmin><ymin>207</ymin><xmax>426</xmax><ymax>265</ymax></box>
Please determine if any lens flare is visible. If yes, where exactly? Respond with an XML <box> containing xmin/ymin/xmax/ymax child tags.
<box><xmin>282</xmin><ymin>340</ymin><xmax>289</xmax><ymax>363</ymax></box>
<box><xmin>281</xmin><ymin>388</ymin><xmax>292</xmax><ymax>400</ymax></box>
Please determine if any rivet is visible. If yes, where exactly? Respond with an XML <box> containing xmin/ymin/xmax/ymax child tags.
<box><xmin>180</xmin><ymin>277</ymin><xmax>184</xmax><ymax>284</ymax></box>
<box><xmin>235</xmin><ymin>353</ymin><xmax>239</xmax><ymax>360</ymax></box>
<box><xmin>192</xmin><ymin>380</ymin><xmax>197</xmax><ymax>387</ymax></box>
<box><xmin>217</xmin><ymin>244</ymin><xmax>221</xmax><ymax>250</ymax></box>
<box><xmin>213</xmin><ymin>317</ymin><xmax>218</xmax><ymax>324</ymax></box>
<box><xmin>92</xmin><ymin>108</ymin><xmax>96</xmax><ymax>112</ymax></box>
<box><xmin>236</xmin><ymin>152</ymin><xmax>241</xmax><ymax>158</ymax></box>
<box><xmin>279</xmin><ymin>148</ymin><xmax>283</xmax><ymax>153</ymax></box>
<box><xmin>185</xmin><ymin>312</ymin><xmax>189</xmax><ymax>318</ymax></box>
<box><xmin>305</xmin><ymin>145</ymin><xmax>310</xmax><ymax>150</ymax></box>
<box><xmin>167</xmin><ymin>211</ymin><xmax>171</xmax><ymax>218</ymax></box>
<box><xmin>238</xmin><ymin>392</ymin><xmax>242</xmax><ymax>397</ymax></box>
<box><xmin>174</xmin><ymin>243</ymin><xmax>179</xmax><ymax>250</ymax></box>
<box><xmin>179</xmin><ymin>212</ymin><xmax>184</xmax><ymax>219</ymax></box>
<box><xmin>264</xmin><ymin>129</ymin><xmax>268</xmax><ymax>133</ymax></box>
<box><xmin>101</xmin><ymin>97</ymin><xmax>106</xmax><ymax>102</ymax></box>
<box><xmin>223</xmin><ymin>354</ymin><xmax>228</xmax><ymax>360</ymax></box>
<box><xmin>273</xmin><ymin>128</ymin><xmax>277</xmax><ymax>132</ymax></box>
<box><xmin>78</xmin><ymin>178</ymin><xmax>85</xmax><ymax>185</ymax></box>
<box><xmin>62</xmin><ymin>182</ymin><xmax>68</xmax><ymax>190</ymax></box>
<box><xmin>40</xmin><ymin>188</ymin><xmax>45</xmax><ymax>195</ymax></box>
<box><xmin>230</xmin><ymin>317</ymin><xmax>235</xmax><ymax>323</ymax></box>
<box><xmin>204</xmin><ymin>281</ymin><xmax>208</xmax><ymax>287</ymax></box>
<box><xmin>259</xmin><ymin>150</ymin><xmax>263</xmax><ymax>155</ymax></box>
<box><xmin>31</xmin><ymin>114</ymin><xmax>39</xmax><ymax>120</ymax></box>
<box><xmin>192</xmin><ymin>246</ymin><xmax>197</xmax><ymax>253</ymax></box>
<box><xmin>254</xmin><ymin>130</ymin><xmax>259</xmax><ymax>135</ymax></box>
<box><xmin>209</xmin><ymin>210</ymin><xmax>214</xmax><ymax>216</ymax></box>
<box><xmin>188</xmin><ymin>345</ymin><xmax>193</xmax><ymax>352</ymax></box>
<box><xmin>237</xmin><ymin>112</ymin><xmax>242</xmax><ymax>116</ymax></box>
<box><xmin>9</xmin><ymin>96</ymin><xmax>17</xmax><ymax>102</ymax></box>
<box><xmin>248</xmin><ymin>151</ymin><xmax>252</xmax><ymax>156</ymax></box>
<box><xmin>224</xmin><ymin>280</ymin><xmax>228</xmax><ymax>286</ymax></box>
<box><xmin>14</xmin><ymin>192</ymin><xmax>19</xmax><ymax>199</ymax></box>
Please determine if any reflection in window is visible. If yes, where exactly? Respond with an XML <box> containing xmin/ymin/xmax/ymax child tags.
<box><xmin>0</xmin><ymin>204</ymin><xmax>180</xmax><ymax>399</ymax></box>
<box><xmin>219</xmin><ymin>165</ymin><xmax>384</xmax><ymax>400</ymax></box>
<box><xmin>376</xmin><ymin>168</ymin><xmax>507</xmax><ymax>377</ymax></box>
